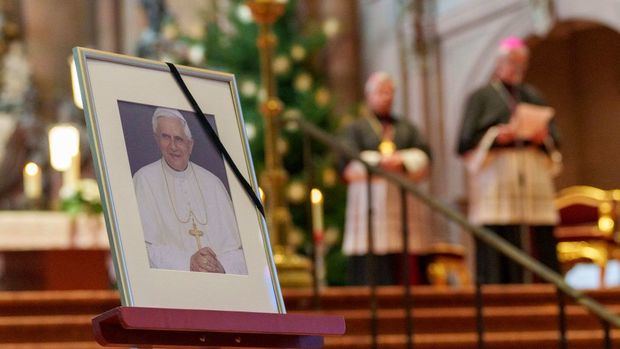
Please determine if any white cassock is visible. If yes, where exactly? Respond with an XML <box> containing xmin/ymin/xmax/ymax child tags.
<box><xmin>133</xmin><ymin>159</ymin><xmax>248</xmax><ymax>275</ymax></box>
<box><xmin>342</xmin><ymin>149</ymin><xmax>433</xmax><ymax>255</ymax></box>
<box><xmin>465</xmin><ymin>127</ymin><xmax>559</xmax><ymax>226</ymax></box>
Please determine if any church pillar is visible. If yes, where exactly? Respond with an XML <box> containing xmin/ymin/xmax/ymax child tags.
<box><xmin>409</xmin><ymin>0</ymin><xmax>455</xmax><ymax>245</ymax></box>
<box><xmin>22</xmin><ymin>0</ymin><xmax>94</xmax><ymax>122</ymax></box>
<box><xmin>320</xmin><ymin>0</ymin><xmax>361</xmax><ymax>117</ymax></box>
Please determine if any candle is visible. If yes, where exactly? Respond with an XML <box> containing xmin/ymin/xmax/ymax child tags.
<box><xmin>23</xmin><ymin>162</ymin><xmax>42</xmax><ymax>200</ymax></box>
<box><xmin>49</xmin><ymin>124</ymin><xmax>80</xmax><ymax>190</ymax></box>
<box><xmin>62</xmin><ymin>151</ymin><xmax>81</xmax><ymax>191</ymax></box>
<box><xmin>310</xmin><ymin>188</ymin><xmax>324</xmax><ymax>239</ymax></box>
<box><xmin>310</xmin><ymin>188</ymin><xmax>326</xmax><ymax>287</ymax></box>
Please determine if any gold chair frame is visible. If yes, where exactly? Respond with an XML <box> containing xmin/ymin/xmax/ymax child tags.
<box><xmin>555</xmin><ymin>186</ymin><xmax>617</xmax><ymax>288</ymax></box>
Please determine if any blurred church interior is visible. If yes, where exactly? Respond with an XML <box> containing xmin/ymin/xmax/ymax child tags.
<box><xmin>0</xmin><ymin>0</ymin><xmax>619</xmax><ymax>347</ymax></box>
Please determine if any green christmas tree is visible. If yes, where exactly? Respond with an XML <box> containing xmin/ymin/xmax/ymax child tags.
<box><xmin>139</xmin><ymin>0</ymin><xmax>349</xmax><ymax>285</ymax></box>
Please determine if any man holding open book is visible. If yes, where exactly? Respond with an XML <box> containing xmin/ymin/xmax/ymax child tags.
<box><xmin>456</xmin><ymin>37</ymin><xmax>562</xmax><ymax>284</ymax></box>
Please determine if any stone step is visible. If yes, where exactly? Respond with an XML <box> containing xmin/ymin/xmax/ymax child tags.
<box><xmin>0</xmin><ymin>290</ymin><xmax>119</xmax><ymax>316</ymax></box>
<box><xmin>1</xmin><ymin>305</ymin><xmax>617</xmax><ymax>343</ymax></box>
<box><xmin>1</xmin><ymin>321</ymin><xmax>618</xmax><ymax>349</ymax></box>
<box><xmin>324</xmin><ymin>330</ymin><xmax>620</xmax><ymax>349</ymax></box>
<box><xmin>326</xmin><ymin>304</ymin><xmax>620</xmax><ymax>334</ymax></box>
<box><xmin>1</xmin><ymin>286</ymin><xmax>620</xmax><ymax>348</ymax></box>
<box><xmin>283</xmin><ymin>285</ymin><xmax>620</xmax><ymax>311</ymax></box>
<box><xmin>2</xmin><ymin>286</ymin><xmax>619</xmax><ymax>315</ymax></box>
<box><xmin>0</xmin><ymin>315</ymin><xmax>93</xmax><ymax>343</ymax></box>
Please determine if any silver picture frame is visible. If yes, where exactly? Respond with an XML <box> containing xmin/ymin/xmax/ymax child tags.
<box><xmin>73</xmin><ymin>47</ymin><xmax>284</xmax><ymax>313</ymax></box>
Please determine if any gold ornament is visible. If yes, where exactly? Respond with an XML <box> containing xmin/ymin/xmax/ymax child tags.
<box><xmin>287</xmin><ymin>181</ymin><xmax>307</xmax><ymax>204</ymax></box>
<box><xmin>322</xmin><ymin>167</ymin><xmax>338</xmax><ymax>187</ymax></box>
<box><xmin>283</xmin><ymin>108</ymin><xmax>302</xmax><ymax>119</ymax></box>
<box><xmin>294</xmin><ymin>73</ymin><xmax>312</xmax><ymax>92</ymax></box>
<box><xmin>290</xmin><ymin>44</ymin><xmax>306</xmax><ymax>61</ymax></box>
<box><xmin>322</xmin><ymin>18</ymin><xmax>340</xmax><ymax>38</ymax></box>
<box><xmin>277</xmin><ymin>137</ymin><xmax>289</xmax><ymax>155</ymax></box>
<box><xmin>236</xmin><ymin>4</ymin><xmax>254</xmax><ymax>23</ymax></box>
<box><xmin>273</xmin><ymin>55</ymin><xmax>291</xmax><ymax>75</ymax></box>
<box><xmin>324</xmin><ymin>226</ymin><xmax>340</xmax><ymax>247</ymax></box>
<box><xmin>314</xmin><ymin>87</ymin><xmax>331</xmax><ymax>107</ymax></box>
<box><xmin>283</xmin><ymin>109</ymin><xmax>301</xmax><ymax>131</ymax></box>
<box><xmin>240</xmin><ymin>80</ymin><xmax>258</xmax><ymax>97</ymax></box>
<box><xmin>188</xmin><ymin>44</ymin><xmax>205</xmax><ymax>65</ymax></box>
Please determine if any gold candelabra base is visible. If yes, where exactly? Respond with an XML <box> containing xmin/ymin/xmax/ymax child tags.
<box><xmin>273</xmin><ymin>245</ymin><xmax>312</xmax><ymax>288</ymax></box>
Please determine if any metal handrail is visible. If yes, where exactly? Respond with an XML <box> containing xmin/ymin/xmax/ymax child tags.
<box><xmin>285</xmin><ymin>113</ymin><xmax>620</xmax><ymax>328</ymax></box>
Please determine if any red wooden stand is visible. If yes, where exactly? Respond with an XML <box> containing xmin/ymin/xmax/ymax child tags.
<box><xmin>93</xmin><ymin>306</ymin><xmax>345</xmax><ymax>348</ymax></box>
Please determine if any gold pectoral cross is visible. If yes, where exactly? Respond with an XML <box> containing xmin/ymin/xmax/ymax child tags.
<box><xmin>378</xmin><ymin>124</ymin><xmax>396</xmax><ymax>156</ymax></box>
<box><xmin>379</xmin><ymin>140</ymin><xmax>396</xmax><ymax>156</ymax></box>
<box><xmin>188</xmin><ymin>217</ymin><xmax>203</xmax><ymax>250</ymax></box>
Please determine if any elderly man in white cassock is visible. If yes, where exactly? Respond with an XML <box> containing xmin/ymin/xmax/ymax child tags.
<box><xmin>133</xmin><ymin>107</ymin><xmax>248</xmax><ymax>275</ymax></box>
<box><xmin>340</xmin><ymin>72</ymin><xmax>433</xmax><ymax>285</ymax></box>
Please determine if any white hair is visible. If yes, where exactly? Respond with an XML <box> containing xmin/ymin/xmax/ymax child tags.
<box><xmin>497</xmin><ymin>45</ymin><xmax>529</xmax><ymax>60</ymax></box>
<box><xmin>152</xmin><ymin>107</ymin><xmax>193</xmax><ymax>140</ymax></box>
<box><xmin>364</xmin><ymin>71</ymin><xmax>393</xmax><ymax>96</ymax></box>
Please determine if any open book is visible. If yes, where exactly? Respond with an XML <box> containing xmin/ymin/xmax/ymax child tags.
<box><xmin>465</xmin><ymin>103</ymin><xmax>557</xmax><ymax>174</ymax></box>
<box><xmin>509</xmin><ymin>102</ymin><xmax>555</xmax><ymax>139</ymax></box>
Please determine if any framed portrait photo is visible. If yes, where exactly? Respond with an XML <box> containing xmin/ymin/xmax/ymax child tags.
<box><xmin>73</xmin><ymin>47</ymin><xmax>284</xmax><ymax>313</ymax></box>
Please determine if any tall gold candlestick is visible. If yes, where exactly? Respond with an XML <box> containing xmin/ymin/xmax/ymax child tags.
<box><xmin>247</xmin><ymin>0</ymin><xmax>311</xmax><ymax>287</ymax></box>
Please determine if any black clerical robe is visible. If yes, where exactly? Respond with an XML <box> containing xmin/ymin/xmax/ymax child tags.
<box><xmin>457</xmin><ymin>81</ymin><xmax>560</xmax><ymax>226</ymax></box>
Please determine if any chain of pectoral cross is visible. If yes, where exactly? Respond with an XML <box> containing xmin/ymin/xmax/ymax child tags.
<box><xmin>161</xmin><ymin>159</ymin><xmax>208</xmax><ymax>250</ymax></box>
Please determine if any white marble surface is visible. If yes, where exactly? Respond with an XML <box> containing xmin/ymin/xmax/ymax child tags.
<box><xmin>0</xmin><ymin>211</ymin><xmax>109</xmax><ymax>250</ymax></box>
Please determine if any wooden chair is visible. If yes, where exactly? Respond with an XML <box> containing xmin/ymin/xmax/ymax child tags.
<box><xmin>607</xmin><ymin>189</ymin><xmax>620</xmax><ymax>261</ymax></box>
<box><xmin>554</xmin><ymin>186</ymin><xmax>616</xmax><ymax>287</ymax></box>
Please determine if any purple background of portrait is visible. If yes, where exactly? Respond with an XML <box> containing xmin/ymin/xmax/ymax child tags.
<box><xmin>118</xmin><ymin>100</ymin><xmax>231</xmax><ymax>194</ymax></box>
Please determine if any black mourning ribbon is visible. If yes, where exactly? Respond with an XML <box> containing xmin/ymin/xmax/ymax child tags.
<box><xmin>166</xmin><ymin>62</ymin><xmax>265</xmax><ymax>218</ymax></box>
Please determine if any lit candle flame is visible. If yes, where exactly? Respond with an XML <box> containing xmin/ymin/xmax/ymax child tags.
<box><xmin>24</xmin><ymin>162</ymin><xmax>40</xmax><ymax>176</ymax></box>
<box><xmin>23</xmin><ymin>162</ymin><xmax>42</xmax><ymax>200</ymax></box>
<box><xmin>310</xmin><ymin>188</ymin><xmax>323</xmax><ymax>204</ymax></box>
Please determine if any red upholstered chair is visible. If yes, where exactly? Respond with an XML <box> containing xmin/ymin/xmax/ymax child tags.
<box><xmin>555</xmin><ymin>186</ymin><xmax>616</xmax><ymax>287</ymax></box>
